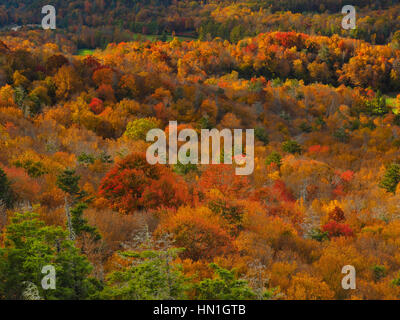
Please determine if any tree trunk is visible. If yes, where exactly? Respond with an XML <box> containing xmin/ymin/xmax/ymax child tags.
<box><xmin>65</xmin><ymin>196</ymin><xmax>75</xmax><ymax>240</ymax></box>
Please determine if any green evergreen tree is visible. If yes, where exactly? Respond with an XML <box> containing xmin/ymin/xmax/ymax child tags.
<box><xmin>0</xmin><ymin>168</ymin><xmax>15</xmax><ymax>209</ymax></box>
<box><xmin>57</xmin><ymin>169</ymin><xmax>99</xmax><ymax>241</ymax></box>
<box><xmin>195</xmin><ymin>263</ymin><xmax>256</xmax><ymax>300</ymax></box>
<box><xmin>70</xmin><ymin>203</ymin><xmax>101</xmax><ymax>241</ymax></box>
<box><xmin>282</xmin><ymin>140</ymin><xmax>302</xmax><ymax>154</ymax></box>
<box><xmin>265</xmin><ymin>151</ymin><xmax>282</xmax><ymax>168</ymax></box>
<box><xmin>380</xmin><ymin>163</ymin><xmax>400</xmax><ymax>194</ymax></box>
<box><xmin>98</xmin><ymin>232</ymin><xmax>188</xmax><ymax>300</ymax></box>
<box><xmin>0</xmin><ymin>210</ymin><xmax>99</xmax><ymax>300</ymax></box>
<box><xmin>56</xmin><ymin>169</ymin><xmax>84</xmax><ymax>199</ymax></box>
<box><xmin>255</xmin><ymin>127</ymin><xmax>269</xmax><ymax>145</ymax></box>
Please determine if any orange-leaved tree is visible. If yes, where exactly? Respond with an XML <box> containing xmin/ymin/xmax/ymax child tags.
<box><xmin>156</xmin><ymin>206</ymin><xmax>235</xmax><ymax>261</ymax></box>
<box><xmin>98</xmin><ymin>152</ymin><xmax>189</xmax><ymax>214</ymax></box>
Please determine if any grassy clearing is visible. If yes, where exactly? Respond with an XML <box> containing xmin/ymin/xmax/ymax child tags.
<box><xmin>386</xmin><ymin>96</ymin><xmax>399</xmax><ymax>114</ymax></box>
<box><xmin>76</xmin><ymin>34</ymin><xmax>195</xmax><ymax>56</ymax></box>
<box><xmin>77</xmin><ymin>49</ymin><xmax>95</xmax><ymax>56</ymax></box>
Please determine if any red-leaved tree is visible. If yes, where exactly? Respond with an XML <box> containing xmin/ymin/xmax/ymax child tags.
<box><xmin>98</xmin><ymin>152</ymin><xmax>189</xmax><ymax>214</ymax></box>
<box><xmin>322</xmin><ymin>221</ymin><xmax>354</xmax><ymax>238</ymax></box>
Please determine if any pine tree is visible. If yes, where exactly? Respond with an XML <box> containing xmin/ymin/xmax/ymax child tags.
<box><xmin>70</xmin><ymin>203</ymin><xmax>101</xmax><ymax>241</ymax></box>
<box><xmin>380</xmin><ymin>163</ymin><xmax>400</xmax><ymax>194</ymax></box>
<box><xmin>0</xmin><ymin>210</ymin><xmax>99</xmax><ymax>299</ymax></box>
<box><xmin>282</xmin><ymin>140</ymin><xmax>302</xmax><ymax>154</ymax></box>
<box><xmin>0</xmin><ymin>168</ymin><xmax>15</xmax><ymax>209</ymax></box>
<box><xmin>265</xmin><ymin>151</ymin><xmax>282</xmax><ymax>168</ymax></box>
<box><xmin>56</xmin><ymin>169</ymin><xmax>83</xmax><ymax>198</ymax></box>
<box><xmin>195</xmin><ymin>263</ymin><xmax>256</xmax><ymax>300</ymax></box>
<box><xmin>57</xmin><ymin>169</ymin><xmax>99</xmax><ymax>242</ymax></box>
<box><xmin>98</xmin><ymin>230</ymin><xmax>188</xmax><ymax>300</ymax></box>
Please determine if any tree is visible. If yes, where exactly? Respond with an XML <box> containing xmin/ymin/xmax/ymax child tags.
<box><xmin>282</xmin><ymin>140</ymin><xmax>302</xmax><ymax>154</ymax></box>
<box><xmin>14</xmin><ymin>159</ymin><xmax>48</xmax><ymax>178</ymax></box>
<box><xmin>328</xmin><ymin>206</ymin><xmax>346</xmax><ymax>222</ymax></box>
<box><xmin>265</xmin><ymin>151</ymin><xmax>282</xmax><ymax>168</ymax></box>
<box><xmin>379</xmin><ymin>163</ymin><xmax>400</xmax><ymax>194</ymax></box>
<box><xmin>255</xmin><ymin>127</ymin><xmax>269</xmax><ymax>145</ymax></box>
<box><xmin>286</xmin><ymin>273</ymin><xmax>334</xmax><ymax>300</ymax></box>
<box><xmin>92</xmin><ymin>68</ymin><xmax>114</xmax><ymax>87</ymax></box>
<box><xmin>45</xmin><ymin>54</ymin><xmax>69</xmax><ymax>75</ymax></box>
<box><xmin>124</xmin><ymin>118</ymin><xmax>161</xmax><ymax>141</ymax></box>
<box><xmin>70</xmin><ymin>203</ymin><xmax>101</xmax><ymax>241</ymax></box>
<box><xmin>156</xmin><ymin>206</ymin><xmax>234</xmax><ymax>261</ymax></box>
<box><xmin>309</xmin><ymin>228</ymin><xmax>329</xmax><ymax>242</ymax></box>
<box><xmin>198</xmin><ymin>164</ymin><xmax>251</xmax><ymax>199</ymax></box>
<box><xmin>57</xmin><ymin>169</ymin><xmax>99</xmax><ymax>241</ymax></box>
<box><xmin>0</xmin><ymin>168</ymin><xmax>15</xmax><ymax>209</ymax></box>
<box><xmin>97</xmin><ymin>84</ymin><xmax>115</xmax><ymax>102</ymax></box>
<box><xmin>0</xmin><ymin>84</ymin><xmax>16</xmax><ymax>108</ymax></box>
<box><xmin>366</xmin><ymin>90</ymin><xmax>388</xmax><ymax>116</ymax></box>
<box><xmin>173</xmin><ymin>158</ymin><xmax>198</xmax><ymax>176</ymax></box>
<box><xmin>372</xmin><ymin>265</ymin><xmax>386</xmax><ymax>281</ymax></box>
<box><xmin>98</xmin><ymin>230</ymin><xmax>188</xmax><ymax>300</ymax></box>
<box><xmin>99</xmin><ymin>153</ymin><xmax>189</xmax><ymax>214</ymax></box>
<box><xmin>0</xmin><ymin>210</ymin><xmax>99</xmax><ymax>300</ymax></box>
<box><xmin>12</xmin><ymin>71</ymin><xmax>29</xmax><ymax>88</ymax></box>
<box><xmin>54</xmin><ymin>65</ymin><xmax>82</xmax><ymax>100</ymax></box>
<box><xmin>89</xmin><ymin>97</ymin><xmax>104</xmax><ymax>115</ymax></box>
<box><xmin>56</xmin><ymin>169</ymin><xmax>83</xmax><ymax>198</ymax></box>
<box><xmin>207</xmin><ymin>198</ymin><xmax>244</xmax><ymax>236</ymax></box>
<box><xmin>333</xmin><ymin>127</ymin><xmax>349</xmax><ymax>143</ymax></box>
<box><xmin>194</xmin><ymin>263</ymin><xmax>255</xmax><ymax>300</ymax></box>
<box><xmin>245</xmin><ymin>260</ymin><xmax>282</xmax><ymax>300</ymax></box>
<box><xmin>321</xmin><ymin>221</ymin><xmax>354</xmax><ymax>238</ymax></box>
<box><xmin>230</xmin><ymin>25</ymin><xmax>245</xmax><ymax>43</ymax></box>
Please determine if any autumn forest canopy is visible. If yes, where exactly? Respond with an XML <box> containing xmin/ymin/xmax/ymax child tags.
<box><xmin>1</xmin><ymin>0</ymin><xmax>400</xmax><ymax>48</ymax></box>
<box><xmin>1</xmin><ymin>0</ymin><xmax>400</xmax><ymax>301</ymax></box>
